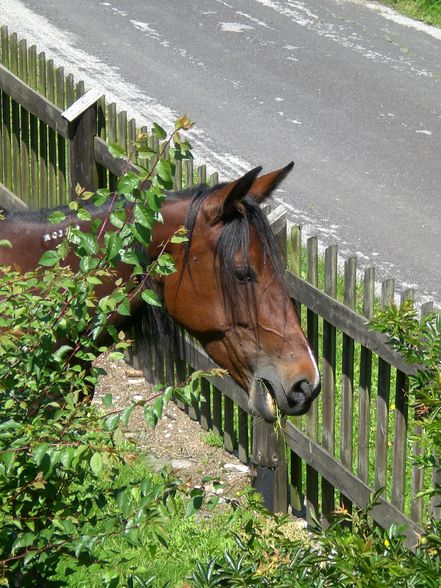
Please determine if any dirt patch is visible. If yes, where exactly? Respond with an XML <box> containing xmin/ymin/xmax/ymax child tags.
<box><xmin>94</xmin><ymin>355</ymin><xmax>252</xmax><ymax>495</ymax></box>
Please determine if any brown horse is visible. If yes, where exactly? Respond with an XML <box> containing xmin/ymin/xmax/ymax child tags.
<box><xmin>0</xmin><ymin>164</ymin><xmax>320</xmax><ymax>422</ymax></box>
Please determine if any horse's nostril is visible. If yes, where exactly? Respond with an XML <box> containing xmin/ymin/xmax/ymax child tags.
<box><xmin>288</xmin><ymin>379</ymin><xmax>313</xmax><ymax>405</ymax></box>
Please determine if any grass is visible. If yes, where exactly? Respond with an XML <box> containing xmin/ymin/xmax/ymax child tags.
<box><xmin>53</xmin><ymin>455</ymin><xmax>247</xmax><ymax>587</ymax></box>
<box><xmin>202</xmin><ymin>431</ymin><xmax>224</xmax><ymax>448</ymax></box>
<box><xmin>379</xmin><ymin>0</ymin><xmax>441</xmax><ymax>27</ymax></box>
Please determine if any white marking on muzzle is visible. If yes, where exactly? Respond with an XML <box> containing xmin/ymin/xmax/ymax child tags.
<box><xmin>307</xmin><ymin>346</ymin><xmax>320</xmax><ymax>390</ymax></box>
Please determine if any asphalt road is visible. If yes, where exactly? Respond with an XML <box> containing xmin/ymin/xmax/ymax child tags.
<box><xmin>1</xmin><ymin>0</ymin><xmax>441</xmax><ymax>302</ymax></box>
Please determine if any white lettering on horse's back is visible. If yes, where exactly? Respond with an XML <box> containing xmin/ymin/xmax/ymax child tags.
<box><xmin>41</xmin><ymin>225</ymin><xmax>80</xmax><ymax>247</ymax></box>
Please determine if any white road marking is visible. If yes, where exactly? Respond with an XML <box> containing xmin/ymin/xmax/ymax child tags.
<box><xmin>220</xmin><ymin>22</ymin><xmax>253</xmax><ymax>32</ymax></box>
<box><xmin>236</xmin><ymin>11</ymin><xmax>270</xmax><ymax>28</ymax></box>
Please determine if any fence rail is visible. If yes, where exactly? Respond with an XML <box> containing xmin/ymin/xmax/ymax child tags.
<box><xmin>0</xmin><ymin>24</ymin><xmax>436</xmax><ymax>550</ymax></box>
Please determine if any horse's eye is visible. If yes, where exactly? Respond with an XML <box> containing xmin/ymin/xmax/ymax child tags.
<box><xmin>234</xmin><ymin>266</ymin><xmax>257</xmax><ymax>283</ymax></box>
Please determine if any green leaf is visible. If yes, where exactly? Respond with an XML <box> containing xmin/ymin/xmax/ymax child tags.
<box><xmin>141</xmin><ymin>289</ymin><xmax>162</xmax><ymax>307</ymax></box>
<box><xmin>108</xmin><ymin>142</ymin><xmax>126</xmax><ymax>158</ymax></box>
<box><xmin>120</xmin><ymin>250</ymin><xmax>146</xmax><ymax>268</ymax></box>
<box><xmin>94</xmin><ymin>188</ymin><xmax>110</xmax><ymax>207</ymax></box>
<box><xmin>90</xmin><ymin>452</ymin><xmax>103</xmax><ymax>476</ymax></box>
<box><xmin>38</xmin><ymin>250</ymin><xmax>60</xmax><ymax>267</ymax></box>
<box><xmin>156</xmin><ymin>253</ymin><xmax>175</xmax><ymax>275</ymax></box>
<box><xmin>75</xmin><ymin>232</ymin><xmax>99</xmax><ymax>255</ymax></box>
<box><xmin>134</xmin><ymin>204</ymin><xmax>154</xmax><ymax>229</ymax></box>
<box><xmin>146</xmin><ymin>188</ymin><xmax>164</xmax><ymax>212</ymax></box>
<box><xmin>102</xmin><ymin>393</ymin><xmax>113</xmax><ymax>408</ymax></box>
<box><xmin>108</xmin><ymin>351</ymin><xmax>125</xmax><ymax>361</ymax></box>
<box><xmin>170</xmin><ymin>234</ymin><xmax>188</xmax><ymax>244</ymax></box>
<box><xmin>52</xmin><ymin>345</ymin><xmax>72</xmax><ymax>362</ymax></box>
<box><xmin>0</xmin><ymin>239</ymin><xmax>12</xmax><ymax>248</ymax></box>
<box><xmin>77</xmin><ymin>207</ymin><xmax>92</xmax><ymax>221</ymax></box>
<box><xmin>109</xmin><ymin>209</ymin><xmax>126</xmax><ymax>229</ymax></box>
<box><xmin>130</xmin><ymin>223</ymin><xmax>151</xmax><ymax>247</ymax></box>
<box><xmin>86</xmin><ymin>275</ymin><xmax>102</xmax><ymax>286</ymax></box>
<box><xmin>117</xmin><ymin>173</ymin><xmax>139</xmax><ymax>195</ymax></box>
<box><xmin>121</xmin><ymin>403</ymin><xmax>135</xmax><ymax>426</ymax></box>
<box><xmin>153</xmin><ymin>397</ymin><xmax>163</xmax><ymax>420</ymax></box>
<box><xmin>104</xmin><ymin>232</ymin><xmax>123</xmax><ymax>260</ymax></box>
<box><xmin>47</xmin><ymin>210</ymin><xmax>66</xmax><ymax>224</ymax></box>
<box><xmin>152</xmin><ymin>122</ymin><xmax>167</xmax><ymax>140</ymax></box>
<box><xmin>137</xmin><ymin>145</ymin><xmax>157</xmax><ymax>159</ymax></box>
<box><xmin>144</xmin><ymin>405</ymin><xmax>158</xmax><ymax>429</ymax></box>
<box><xmin>32</xmin><ymin>443</ymin><xmax>50</xmax><ymax>466</ymax></box>
<box><xmin>157</xmin><ymin>160</ymin><xmax>173</xmax><ymax>185</ymax></box>
<box><xmin>80</xmin><ymin>255</ymin><xmax>100</xmax><ymax>273</ymax></box>
<box><xmin>117</xmin><ymin>298</ymin><xmax>131</xmax><ymax>317</ymax></box>
<box><xmin>105</xmin><ymin>413</ymin><xmax>121</xmax><ymax>432</ymax></box>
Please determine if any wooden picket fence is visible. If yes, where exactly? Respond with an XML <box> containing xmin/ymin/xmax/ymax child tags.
<box><xmin>1</xmin><ymin>25</ymin><xmax>438</xmax><ymax>550</ymax></box>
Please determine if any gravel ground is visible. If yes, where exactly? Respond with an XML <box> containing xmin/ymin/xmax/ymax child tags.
<box><xmin>94</xmin><ymin>354</ymin><xmax>252</xmax><ymax>495</ymax></box>
<box><xmin>94</xmin><ymin>354</ymin><xmax>309</xmax><ymax>540</ymax></box>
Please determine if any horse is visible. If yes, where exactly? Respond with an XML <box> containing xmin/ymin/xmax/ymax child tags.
<box><xmin>0</xmin><ymin>164</ymin><xmax>320</xmax><ymax>422</ymax></box>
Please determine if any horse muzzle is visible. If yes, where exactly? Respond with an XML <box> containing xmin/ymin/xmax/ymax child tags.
<box><xmin>251</xmin><ymin>368</ymin><xmax>321</xmax><ymax>422</ymax></box>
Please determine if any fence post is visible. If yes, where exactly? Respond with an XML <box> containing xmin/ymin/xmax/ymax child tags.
<box><xmin>251</xmin><ymin>415</ymin><xmax>288</xmax><ymax>513</ymax></box>
<box><xmin>62</xmin><ymin>88</ymin><xmax>102</xmax><ymax>195</ymax></box>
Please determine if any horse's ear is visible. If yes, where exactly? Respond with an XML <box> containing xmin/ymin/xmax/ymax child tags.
<box><xmin>208</xmin><ymin>163</ymin><xmax>294</xmax><ymax>223</ymax></box>
<box><xmin>248</xmin><ymin>161</ymin><xmax>294</xmax><ymax>203</ymax></box>
<box><xmin>221</xmin><ymin>166</ymin><xmax>263</xmax><ymax>218</ymax></box>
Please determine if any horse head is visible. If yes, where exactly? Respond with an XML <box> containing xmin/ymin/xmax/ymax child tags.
<box><xmin>159</xmin><ymin>164</ymin><xmax>321</xmax><ymax>422</ymax></box>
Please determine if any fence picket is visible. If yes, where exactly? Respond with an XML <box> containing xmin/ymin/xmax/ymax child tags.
<box><xmin>10</xmin><ymin>34</ymin><xmax>22</xmax><ymax>200</ymax></box>
<box><xmin>184</xmin><ymin>159</ymin><xmax>194</xmax><ymax>189</ymax></box>
<box><xmin>410</xmin><ymin>302</ymin><xmax>433</xmax><ymax>522</ymax></box>
<box><xmin>374</xmin><ymin>279</ymin><xmax>395</xmax><ymax>494</ymax></box>
<box><xmin>46</xmin><ymin>59</ymin><xmax>57</xmax><ymax>206</ymax></box>
<box><xmin>223</xmin><ymin>397</ymin><xmax>235</xmax><ymax>452</ymax></box>
<box><xmin>358</xmin><ymin>268</ymin><xmax>375</xmax><ymax>484</ymax></box>
<box><xmin>1</xmin><ymin>27</ymin><xmax>12</xmax><ymax>192</ymax></box>
<box><xmin>38</xmin><ymin>51</ymin><xmax>48</xmax><ymax>207</ymax></box>
<box><xmin>174</xmin><ymin>159</ymin><xmax>182</xmax><ymax>192</ymax></box>
<box><xmin>306</xmin><ymin>236</ymin><xmax>320</xmax><ymax>521</ymax></box>
<box><xmin>18</xmin><ymin>39</ymin><xmax>30</xmax><ymax>204</ymax></box>
<box><xmin>197</xmin><ymin>164</ymin><xmax>206</xmax><ymax>185</ymax></box>
<box><xmin>0</xmin><ymin>84</ymin><xmax>3</xmax><ymax>185</ymax></box>
<box><xmin>128</xmin><ymin>117</ymin><xmax>136</xmax><ymax>160</ymax></box>
<box><xmin>238</xmin><ymin>408</ymin><xmax>249</xmax><ymax>464</ymax></box>
<box><xmin>391</xmin><ymin>290</ymin><xmax>413</xmax><ymax>512</ymax></box>
<box><xmin>97</xmin><ymin>95</ymin><xmax>107</xmax><ymax>189</ymax></box>
<box><xmin>106</xmin><ymin>102</ymin><xmax>117</xmax><ymax>191</ymax></box>
<box><xmin>322</xmin><ymin>244</ymin><xmax>338</xmax><ymax>525</ymax></box>
<box><xmin>289</xmin><ymin>225</ymin><xmax>303</xmax><ymax>514</ymax></box>
<box><xmin>340</xmin><ymin>256</ymin><xmax>357</xmax><ymax>515</ymax></box>
<box><xmin>212</xmin><ymin>388</ymin><xmax>223</xmax><ymax>438</ymax></box>
<box><xmin>55</xmin><ymin>66</ymin><xmax>66</xmax><ymax>204</ymax></box>
<box><xmin>28</xmin><ymin>45</ymin><xmax>39</xmax><ymax>208</ymax></box>
<box><xmin>200</xmin><ymin>378</ymin><xmax>211</xmax><ymax>431</ymax></box>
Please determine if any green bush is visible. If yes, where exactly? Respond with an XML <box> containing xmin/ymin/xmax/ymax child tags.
<box><xmin>0</xmin><ymin>119</ymin><xmax>219</xmax><ymax>586</ymax></box>
<box><xmin>187</xmin><ymin>301</ymin><xmax>441</xmax><ymax>587</ymax></box>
